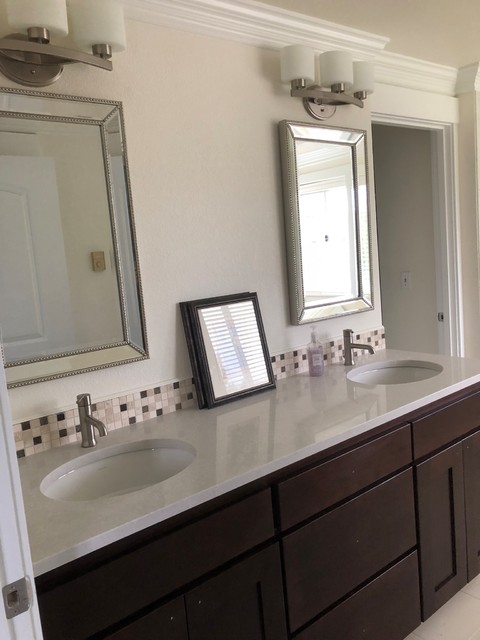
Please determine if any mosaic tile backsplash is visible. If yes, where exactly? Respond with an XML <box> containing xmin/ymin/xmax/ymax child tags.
<box><xmin>14</xmin><ymin>328</ymin><xmax>385</xmax><ymax>459</ymax></box>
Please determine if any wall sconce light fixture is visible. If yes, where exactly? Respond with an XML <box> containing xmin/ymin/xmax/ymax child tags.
<box><xmin>281</xmin><ymin>45</ymin><xmax>374</xmax><ymax>120</ymax></box>
<box><xmin>0</xmin><ymin>0</ymin><xmax>126</xmax><ymax>87</ymax></box>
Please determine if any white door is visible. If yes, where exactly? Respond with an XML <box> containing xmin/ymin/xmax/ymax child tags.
<box><xmin>0</xmin><ymin>361</ymin><xmax>43</xmax><ymax>638</ymax></box>
<box><xmin>0</xmin><ymin>156</ymin><xmax>74</xmax><ymax>362</ymax></box>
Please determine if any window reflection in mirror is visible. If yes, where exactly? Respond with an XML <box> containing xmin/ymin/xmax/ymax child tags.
<box><xmin>297</xmin><ymin>142</ymin><xmax>357</xmax><ymax>305</ymax></box>
<box><xmin>0</xmin><ymin>88</ymin><xmax>148</xmax><ymax>387</ymax></box>
<box><xmin>279</xmin><ymin>121</ymin><xmax>373</xmax><ymax>324</ymax></box>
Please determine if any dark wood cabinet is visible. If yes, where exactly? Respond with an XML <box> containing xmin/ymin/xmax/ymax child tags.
<box><xmin>36</xmin><ymin>422</ymin><xmax>422</xmax><ymax>640</ymax></box>
<box><xmin>277</xmin><ymin>425</ymin><xmax>417</xmax><ymax>637</ymax></box>
<box><xmin>277</xmin><ymin>425</ymin><xmax>412</xmax><ymax>530</ymax></box>
<box><xmin>104</xmin><ymin>546</ymin><xmax>287</xmax><ymax>640</ymax></box>
<box><xmin>186</xmin><ymin>545</ymin><xmax>287</xmax><ymax>640</ymax></box>
<box><xmin>464</xmin><ymin>430</ymin><xmax>480</xmax><ymax>581</ymax></box>
<box><xmin>416</xmin><ymin>442</ymin><xmax>467</xmax><ymax>619</ymax></box>
<box><xmin>295</xmin><ymin>552</ymin><xmax>421</xmax><ymax>640</ymax></box>
<box><xmin>412</xmin><ymin>391</ymin><xmax>480</xmax><ymax>619</ymax></box>
<box><xmin>414</xmin><ymin>391</ymin><xmax>480</xmax><ymax>620</ymax></box>
<box><xmin>104</xmin><ymin>597</ymin><xmax>188</xmax><ymax>640</ymax></box>
<box><xmin>34</xmin><ymin>383</ymin><xmax>480</xmax><ymax>640</ymax></box>
<box><xmin>412</xmin><ymin>390</ymin><xmax>480</xmax><ymax>460</ymax></box>
<box><xmin>283</xmin><ymin>469</ymin><xmax>416</xmax><ymax>632</ymax></box>
<box><xmin>36</xmin><ymin>489</ymin><xmax>277</xmax><ymax>640</ymax></box>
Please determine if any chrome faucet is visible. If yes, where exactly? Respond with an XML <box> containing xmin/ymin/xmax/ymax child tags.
<box><xmin>343</xmin><ymin>329</ymin><xmax>375</xmax><ymax>366</ymax></box>
<box><xmin>76</xmin><ymin>393</ymin><xmax>107</xmax><ymax>448</ymax></box>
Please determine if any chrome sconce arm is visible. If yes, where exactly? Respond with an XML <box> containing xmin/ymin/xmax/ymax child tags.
<box><xmin>0</xmin><ymin>0</ymin><xmax>126</xmax><ymax>87</ymax></box>
<box><xmin>290</xmin><ymin>80</ymin><xmax>367</xmax><ymax>120</ymax></box>
<box><xmin>282</xmin><ymin>47</ymin><xmax>374</xmax><ymax>120</ymax></box>
<box><xmin>0</xmin><ymin>31</ymin><xmax>113</xmax><ymax>87</ymax></box>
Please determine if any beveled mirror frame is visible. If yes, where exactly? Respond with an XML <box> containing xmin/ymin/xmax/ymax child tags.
<box><xmin>279</xmin><ymin>120</ymin><xmax>373</xmax><ymax>325</ymax></box>
<box><xmin>0</xmin><ymin>87</ymin><xmax>148</xmax><ymax>387</ymax></box>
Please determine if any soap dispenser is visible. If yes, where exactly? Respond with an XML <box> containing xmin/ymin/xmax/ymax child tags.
<box><xmin>307</xmin><ymin>326</ymin><xmax>324</xmax><ymax>376</ymax></box>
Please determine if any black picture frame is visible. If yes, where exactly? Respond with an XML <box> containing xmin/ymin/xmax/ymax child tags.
<box><xmin>180</xmin><ymin>292</ymin><xmax>276</xmax><ymax>408</ymax></box>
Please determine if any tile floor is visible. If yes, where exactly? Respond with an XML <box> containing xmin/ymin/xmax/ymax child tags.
<box><xmin>406</xmin><ymin>575</ymin><xmax>480</xmax><ymax>639</ymax></box>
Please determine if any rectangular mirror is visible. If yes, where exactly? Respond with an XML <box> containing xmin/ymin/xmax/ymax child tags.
<box><xmin>279</xmin><ymin>120</ymin><xmax>373</xmax><ymax>324</ymax></box>
<box><xmin>0</xmin><ymin>88</ymin><xmax>148</xmax><ymax>387</ymax></box>
<box><xmin>180</xmin><ymin>292</ymin><xmax>275</xmax><ymax>408</ymax></box>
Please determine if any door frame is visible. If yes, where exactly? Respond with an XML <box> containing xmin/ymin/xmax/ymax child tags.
<box><xmin>0</xmin><ymin>360</ymin><xmax>43</xmax><ymax>639</ymax></box>
<box><xmin>371</xmin><ymin>112</ymin><xmax>463</xmax><ymax>357</ymax></box>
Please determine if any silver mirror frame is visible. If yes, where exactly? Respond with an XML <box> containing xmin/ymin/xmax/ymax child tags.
<box><xmin>279</xmin><ymin>120</ymin><xmax>374</xmax><ymax>325</ymax></box>
<box><xmin>0</xmin><ymin>87</ymin><xmax>148</xmax><ymax>387</ymax></box>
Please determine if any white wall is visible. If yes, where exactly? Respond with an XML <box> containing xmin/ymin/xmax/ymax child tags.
<box><xmin>6</xmin><ymin>19</ymin><xmax>382</xmax><ymax>421</ymax></box>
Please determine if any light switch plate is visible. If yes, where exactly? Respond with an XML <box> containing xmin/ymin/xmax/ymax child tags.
<box><xmin>91</xmin><ymin>251</ymin><xmax>106</xmax><ymax>272</ymax></box>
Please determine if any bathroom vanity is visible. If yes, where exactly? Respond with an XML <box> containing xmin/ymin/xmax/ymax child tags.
<box><xmin>18</xmin><ymin>350</ymin><xmax>480</xmax><ymax>639</ymax></box>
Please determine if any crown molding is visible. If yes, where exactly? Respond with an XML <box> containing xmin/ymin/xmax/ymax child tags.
<box><xmin>376</xmin><ymin>51</ymin><xmax>458</xmax><ymax>96</ymax></box>
<box><xmin>121</xmin><ymin>0</ymin><xmax>388</xmax><ymax>54</ymax></box>
<box><xmin>121</xmin><ymin>0</ymin><xmax>459</xmax><ymax>96</ymax></box>
<box><xmin>456</xmin><ymin>63</ymin><xmax>480</xmax><ymax>94</ymax></box>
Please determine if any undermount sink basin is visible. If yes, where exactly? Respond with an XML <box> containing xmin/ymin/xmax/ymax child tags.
<box><xmin>40</xmin><ymin>439</ymin><xmax>196</xmax><ymax>502</ymax></box>
<box><xmin>347</xmin><ymin>359</ymin><xmax>443</xmax><ymax>386</ymax></box>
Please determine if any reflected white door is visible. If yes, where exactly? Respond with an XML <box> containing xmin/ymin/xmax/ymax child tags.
<box><xmin>0</xmin><ymin>156</ymin><xmax>74</xmax><ymax>362</ymax></box>
<box><xmin>0</xmin><ymin>361</ymin><xmax>43</xmax><ymax>638</ymax></box>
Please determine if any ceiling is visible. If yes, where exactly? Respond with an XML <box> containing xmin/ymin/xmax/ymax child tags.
<box><xmin>258</xmin><ymin>0</ymin><xmax>480</xmax><ymax>69</ymax></box>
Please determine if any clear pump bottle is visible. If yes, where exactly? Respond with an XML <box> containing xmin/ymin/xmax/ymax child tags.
<box><xmin>307</xmin><ymin>326</ymin><xmax>324</xmax><ymax>376</ymax></box>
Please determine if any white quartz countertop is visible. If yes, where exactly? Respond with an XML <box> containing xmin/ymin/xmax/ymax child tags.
<box><xmin>19</xmin><ymin>349</ymin><xmax>480</xmax><ymax>576</ymax></box>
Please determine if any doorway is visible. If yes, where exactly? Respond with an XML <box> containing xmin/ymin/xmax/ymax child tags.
<box><xmin>371</xmin><ymin>120</ymin><xmax>462</xmax><ymax>356</ymax></box>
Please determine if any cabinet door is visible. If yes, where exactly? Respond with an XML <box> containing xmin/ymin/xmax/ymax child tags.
<box><xmin>464</xmin><ymin>431</ymin><xmax>480</xmax><ymax>581</ymax></box>
<box><xmin>185</xmin><ymin>545</ymin><xmax>287</xmax><ymax>640</ymax></box>
<box><xmin>104</xmin><ymin>597</ymin><xmax>188</xmax><ymax>640</ymax></box>
<box><xmin>416</xmin><ymin>442</ymin><xmax>467</xmax><ymax>619</ymax></box>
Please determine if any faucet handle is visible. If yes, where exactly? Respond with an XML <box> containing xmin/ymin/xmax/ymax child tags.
<box><xmin>76</xmin><ymin>393</ymin><xmax>92</xmax><ymax>407</ymax></box>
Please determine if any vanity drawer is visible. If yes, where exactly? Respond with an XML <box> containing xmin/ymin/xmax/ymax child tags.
<box><xmin>283</xmin><ymin>469</ymin><xmax>416</xmax><ymax>632</ymax></box>
<box><xmin>37</xmin><ymin>489</ymin><xmax>274</xmax><ymax>640</ymax></box>
<box><xmin>277</xmin><ymin>424</ymin><xmax>412</xmax><ymax>529</ymax></box>
<box><xmin>413</xmin><ymin>391</ymin><xmax>480</xmax><ymax>459</ymax></box>
<box><xmin>104</xmin><ymin>596</ymin><xmax>188</xmax><ymax>640</ymax></box>
<box><xmin>295</xmin><ymin>552</ymin><xmax>421</xmax><ymax>640</ymax></box>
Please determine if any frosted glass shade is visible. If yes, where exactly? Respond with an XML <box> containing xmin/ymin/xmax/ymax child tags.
<box><xmin>281</xmin><ymin>45</ymin><xmax>315</xmax><ymax>83</ymax></box>
<box><xmin>353</xmin><ymin>61</ymin><xmax>375</xmax><ymax>94</ymax></box>
<box><xmin>68</xmin><ymin>0</ymin><xmax>126</xmax><ymax>52</ymax></box>
<box><xmin>6</xmin><ymin>0</ymin><xmax>69</xmax><ymax>37</ymax></box>
<box><xmin>320</xmin><ymin>51</ymin><xmax>353</xmax><ymax>89</ymax></box>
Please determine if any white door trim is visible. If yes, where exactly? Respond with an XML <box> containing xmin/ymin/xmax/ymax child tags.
<box><xmin>0</xmin><ymin>360</ymin><xmax>43</xmax><ymax>639</ymax></box>
<box><xmin>371</xmin><ymin>112</ymin><xmax>463</xmax><ymax>357</ymax></box>
<box><xmin>431</xmin><ymin>124</ymin><xmax>464</xmax><ymax>356</ymax></box>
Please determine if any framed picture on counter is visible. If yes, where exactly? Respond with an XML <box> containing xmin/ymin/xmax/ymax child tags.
<box><xmin>180</xmin><ymin>292</ymin><xmax>275</xmax><ymax>408</ymax></box>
